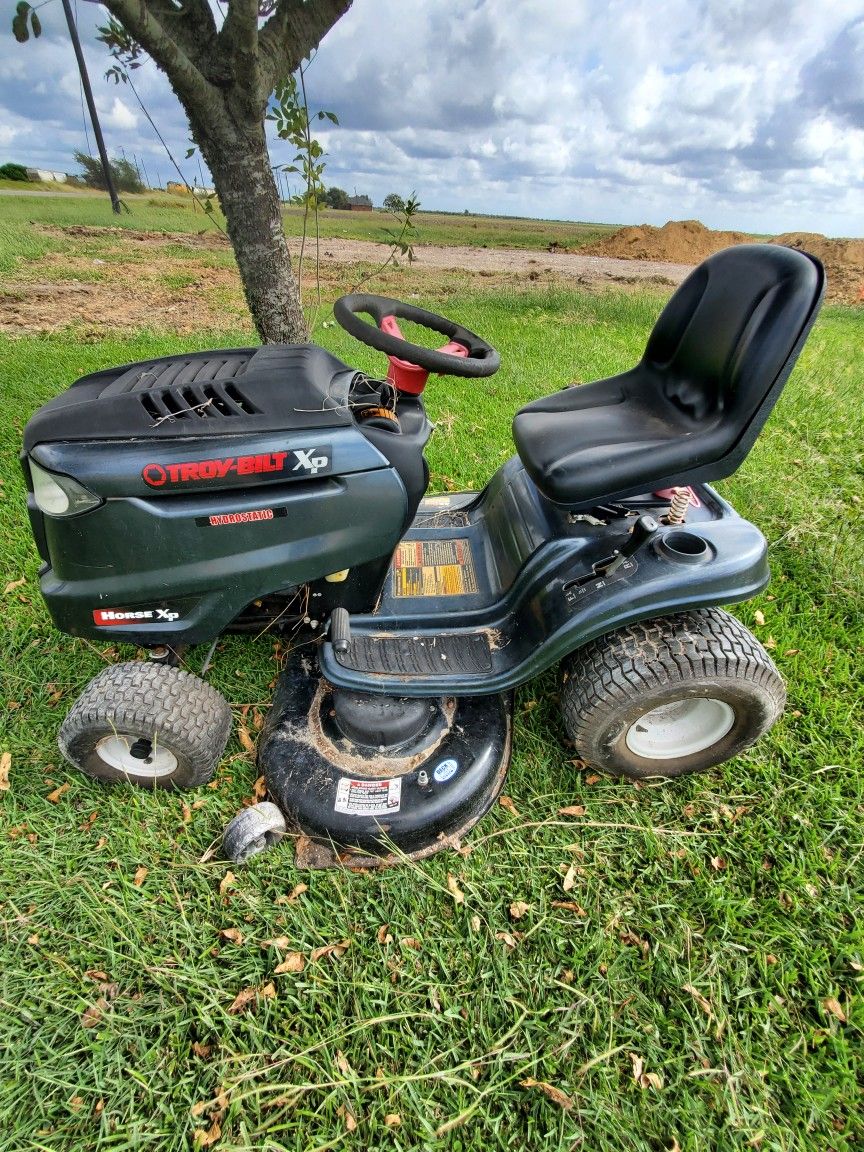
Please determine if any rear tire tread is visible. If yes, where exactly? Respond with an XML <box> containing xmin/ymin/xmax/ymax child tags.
<box><xmin>560</xmin><ymin>609</ymin><xmax>785</xmax><ymax>778</ymax></box>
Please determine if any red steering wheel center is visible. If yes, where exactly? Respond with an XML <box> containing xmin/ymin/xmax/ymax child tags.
<box><xmin>379</xmin><ymin>315</ymin><xmax>469</xmax><ymax>394</ymax></box>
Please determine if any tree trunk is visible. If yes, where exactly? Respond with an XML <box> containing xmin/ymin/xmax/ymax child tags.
<box><xmin>196</xmin><ymin>120</ymin><xmax>307</xmax><ymax>344</ymax></box>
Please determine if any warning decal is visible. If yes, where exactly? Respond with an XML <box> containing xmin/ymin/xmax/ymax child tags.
<box><xmin>335</xmin><ymin>777</ymin><xmax>401</xmax><ymax>817</ymax></box>
<box><xmin>392</xmin><ymin>538</ymin><xmax>478</xmax><ymax>598</ymax></box>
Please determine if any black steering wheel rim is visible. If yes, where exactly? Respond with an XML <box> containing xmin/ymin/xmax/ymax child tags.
<box><xmin>333</xmin><ymin>293</ymin><xmax>500</xmax><ymax>378</ymax></box>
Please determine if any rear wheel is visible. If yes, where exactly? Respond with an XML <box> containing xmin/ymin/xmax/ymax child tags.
<box><xmin>559</xmin><ymin>609</ymin><xmax>785</xmax><ymax>779</ymax></box>
<box><xmin>59</xmin><ymin>661</ymin><xmax>232</xmax><ymax>790</ymax></box>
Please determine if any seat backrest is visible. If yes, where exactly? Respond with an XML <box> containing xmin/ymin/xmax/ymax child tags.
<box><xmin>642</xmin><ymin>244</ymin><xmax>824</xmax><ymax>443</ymax></box>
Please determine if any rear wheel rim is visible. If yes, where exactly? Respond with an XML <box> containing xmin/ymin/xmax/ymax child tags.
<box><xmin>625</xmin><ymin>697</ymin><xmax>735</xmax><ymax>760</ymax></box>
<box><xmin>95</xmin><ymin>734</ymin><xmax>178</xmax><ymax>779</ymax></box>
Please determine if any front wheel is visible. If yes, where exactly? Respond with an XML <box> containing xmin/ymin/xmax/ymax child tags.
<box><xmin>559</xmin><ymin>609</ymin><xmax>785</xmax><ymax>779</ymax></box>
<box><xmin>59</xmin><ymin>661</ymin><xmax>233</xmax><ymax>790</ymax></box>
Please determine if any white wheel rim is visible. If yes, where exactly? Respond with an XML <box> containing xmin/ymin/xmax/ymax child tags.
<box><xmin>625</xmin><ymin>697</ymin><xmax>735</xmax><ymax>760</ymax></box>
<box><xmin>96</xmin><ymin>734</ymin><xmax>178</xmax><ymax>779</ymax></box>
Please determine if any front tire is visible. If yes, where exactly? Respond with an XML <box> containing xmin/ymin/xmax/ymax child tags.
<box><xmin>559</xmin><ymin>609</ymin><xmax>785</xmax><ymax>779</ymax></box>
<box><xmin>59</xmin><ymin>661</ymin><xmax>232</xmax><ymax>790</ymax></box>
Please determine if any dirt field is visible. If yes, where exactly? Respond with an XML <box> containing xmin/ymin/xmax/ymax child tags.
<box><xmin>1</xmin><ymin>219</ymin><xmax>859</xmax><ymax>335</ymax></box>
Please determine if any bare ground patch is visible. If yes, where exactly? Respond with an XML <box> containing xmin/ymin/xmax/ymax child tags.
<box><xmin>3</xmin><ymin>226</ymin><xmax>695</xmax><ymax>336</ymax></box>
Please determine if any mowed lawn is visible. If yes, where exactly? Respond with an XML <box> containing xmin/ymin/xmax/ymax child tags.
<box><xmin>0</xmin><ymin>206</ymin><xmax>861</xmax><ymax>1151</ymax></box>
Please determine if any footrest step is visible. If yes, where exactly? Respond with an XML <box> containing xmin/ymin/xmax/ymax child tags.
<box><xmin>334</xmin><ymin>631</ymin><xmax>492</xmax><ymax>677</ymax></box>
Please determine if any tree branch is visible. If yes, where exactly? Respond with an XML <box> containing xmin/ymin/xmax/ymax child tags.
<box><xmin>218</xmin><ymin>0</ymin><xmax>262</xmax><ymax>112</ymax></box>
<box><xmin>257</xmin><ymin>0</ymin><xmax>352</xmax><ymax>98</ymax></box>
<box><xmin>103</xmin><ymin>0</ymin><xmax>215</xmax><ymax>112</ymax></box>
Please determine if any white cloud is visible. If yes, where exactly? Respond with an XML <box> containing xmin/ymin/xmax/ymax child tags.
<box><xmin>0</xmin><ymin>0</ymin><xmax>861</xmax><ymax>236</ymax></box>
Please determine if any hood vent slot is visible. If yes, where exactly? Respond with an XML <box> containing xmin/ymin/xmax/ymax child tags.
<box><xmin>139</xmin><ymin>382</ymin><xmax>261</xmax><ymax>423</ymax></box>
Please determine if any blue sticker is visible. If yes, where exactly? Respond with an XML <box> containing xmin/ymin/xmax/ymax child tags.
<box><xmin>433</xmin><ymin>758</ymin><xmax>459</xmax><ymax>783</ymax></box>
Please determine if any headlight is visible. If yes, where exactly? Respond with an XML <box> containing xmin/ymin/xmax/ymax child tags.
<box><xmin>29</xmin><ymin>458</ymin><xmax>102</xmax><ymax>517</ymax></box>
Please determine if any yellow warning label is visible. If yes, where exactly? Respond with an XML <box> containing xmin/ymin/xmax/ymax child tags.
<box><xmin>392</xmin><ymin>538</ymin><xmax>478</xmax><ymax>598</ymax></box>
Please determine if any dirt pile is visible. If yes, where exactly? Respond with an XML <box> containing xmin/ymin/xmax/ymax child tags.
<box><xmin>583</xmin><ymin>220</ymin><xmax>752</xmax><ymax>264</ymax></box>
<box><xmin>770</xmin><ymin>233</ymin><xmax>864</xmax><ymax>306</ymax></box>
<box><xmin>584</xmin><ymin>220</ymin><xmax>863</xmax><ymax>304</ymax></box>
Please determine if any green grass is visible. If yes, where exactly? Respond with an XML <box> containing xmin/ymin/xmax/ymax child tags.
<box><xmin>0</xmin><ymin>191</ymin><xmax>618</xmax><ymax>252</ymax></box>
<box><xmin>0</xmin><ymin>222</ymin><xmax>862</xmax><ymax>1150</ymax></box>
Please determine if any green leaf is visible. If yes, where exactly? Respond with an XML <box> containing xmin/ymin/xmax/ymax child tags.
<box><xmin>30</xmin><ymin>10</ymin><xmax>40</xmax><ymax>36</ymax></box>
<box><xmin>16</xmin><ymin>1</ymin><xmax>31</xmax><ymax>14</ymax></box>
<box><xmin>12</xmin><ymin>13</ymin><xmax>28</xmax><ymax>41</ymax></box>
<box><xmin>185</xmin><ymin>148</ymin><xmax>196</xmax><ymax>159</ymax></box>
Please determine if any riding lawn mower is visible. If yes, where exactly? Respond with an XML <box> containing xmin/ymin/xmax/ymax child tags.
<box><xmin>21</xmin><ymin>243</ymin><xmax>824</xmax><ymax>866</ymax></box>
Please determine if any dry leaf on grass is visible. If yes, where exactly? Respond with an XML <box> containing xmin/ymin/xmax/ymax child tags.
<box><xmin>274</xmin><ymin>952</ymin><xmax>305</xmax><ymax>974</ymax></box>
<box><xmin>237</xmin><ymin>726</ymin><xmax>256</xmax><ymax>755</ymax></box>
<box><xmin>520</xmin><ymin>1077</ymin><xmax>574</xmax><ymax>1110</ymax></box>
<box><xmin>495</xmin><ymin>930</ymin><xmax>520</xmax><ymax>950</ymax></box>
<box><xmin>337</xmin><ymin>1105</ymin><xmax>358</xmax><ymax>1132</ymax></box>
<box><xmin>562</xmin><ymin>863</ymin><xmax>578</xmax><ymax>892</ymax></box>
<box><xmin>3</xmin><ymin>578</ymin><xmax>25</xmax><ymax>594</ymax></box>
<box><xmin>823</xmin><ymin>997</ymin><xmax>847</xmax><ymax>1023</ymax></box>
<box><xmin>227</xmin><ymin>986</ymin><xmax>257</xmax><ymax>1014</ymax></box>
<box><xmin>46</xmin><ymin>782</ymin><xmax>70</xmax><ymax>804</ymax></box>
<box><xmin>219</xmin><ymin>928</ymin><xmax>244</xmax><ymax>945</ymax></box>
<box><xmin>469</xmin><ymin>915</ymin><xmax>481</xmax><ymax>932</ymax></box>
<box><xmin>400</xmin><ymin>937</ymin><xmax>422</xmax><ymax>951</ymax></box>
<box><xmin>509</xmin><ymin>900</ymin><xmax>531</xmax><ymax>921</ymax></box>
<box><xmin>384</xmin><ymin>1113</ymin><xmax>401</xmax><ymax>1127</ymax></box>
<box><xmin>620</xmin><ymin>930</ymin><xmax>650</xmax><ymax>956</ymax></box>
<box><xmin>261</xmin><ymin>935</ymin><xmax>291</xmax><ymax>950</ymax></box>
<box><xmin>552</xmin><ymin>900</ymin><xmax>587</xmax><ymax>916</ymax></box>
<box><xmin>447</xmin><ymin>873</ymin><xmax>465</xmax><ymax>905</ymax></box>
<box><xmin>710</xmin><ymin>856</ymin><xmax>727</xmax><ymax>871</ymax></box>
<box><xmin>193</xmin><ymin>1120</ymin><xmax>222</xmax><ymax>1148</ymax></box>
<box><xmin>754</xmin><ymin>609</ymin><xmax>766</xmax><ymax>626</ymax></box>
<box><xmin>191</xmin><ymin>1042</ymin><xmax>212</xmax><ymax>1059</ymax></box>
<box><xmin>181</xmin><ymin>802</ymin><xmax>192</xmax><ymax>824</ymax></box>
<box><xmin>559</xmin><ymin>805</ymin><xmax>586</xmax><ymax>817</ymax></box>
<box><xmin>630</xmin><ymin>1052</ymin><xmax>664</xmax><ymax>1090</ymax></box>
<box><xmin>0</xmin><ymin>751</ymin><xmax>10</xmax><ymax>791</ymax></box>
<box><xmin>132</xmin><ymin>866</ymin><xmax>148</xmax><ymax>888</ymax></box>
<box><xmin>252</xmin><ymin>774</ymin><xmax>267</xmax><ymax>800</ymax></box>
<box><xmin>310</xmin><ymin>939</ymin><xmax>350</xmax><ymax>962</ymax></box>
<box><xmin>498</xmin><ymin>794</ymin><xmax>520</xmax><ymax>816</ymax></box>
<box><xmin>80</xmin><ymin>984</ymin><xmax>119</xmax><ymax>1029</ymax></box>
<box><xmin>260</xmin><ymin>982</ymin><xmax>276</xmax><ymax>999</ymax></box>
<box><xmin>376</xmin><ymin>924</ymin><xmax>393</xmax><ymax>945</ymax></box>
<box><xmin>287</xmin><ymin>882</ymin><xmax>308</xmax><ymax>902</ymax></box>
<box><xmin>219</xmin><ymin>871</ymin><xmax>236</xmax><ymax>896</ymax></box>
<box><xmin>585</xmin><ymin>773</ymin><xmax>602</xmax><ymax>785</ymax></box>
<box><xmin>682</xmin><ymin>984</ymin><xmax>713</xmax><ymax>1019</ymax></box>
<box><xmin>336</xmin><ymin>1050</ymin><xmax>354</xmax><ymax>1077</ymax></box>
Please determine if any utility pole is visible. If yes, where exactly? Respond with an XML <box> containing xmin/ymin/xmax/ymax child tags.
<box><xmin>60</xmin><ymin>0</ymin><xmax>121</xmax><ymax>214</ymax></box>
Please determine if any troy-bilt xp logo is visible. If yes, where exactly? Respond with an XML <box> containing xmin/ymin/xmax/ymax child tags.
<box><xmin>93</xmin><ymin>607</ymin><xmax>181</xmax><ymax>626</ymax></box>
<box><xmin>141</xmin><ymin>447</ymin><xmax>330</xmax><ymax>488</ymax></box>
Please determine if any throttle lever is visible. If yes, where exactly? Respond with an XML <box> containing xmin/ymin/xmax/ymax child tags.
<box><xmin>599</xmin><ymin>514</ymin><xmax>660</xmax><ymax>576</ymax></box>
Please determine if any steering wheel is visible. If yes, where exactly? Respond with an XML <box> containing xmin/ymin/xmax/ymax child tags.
<box><xmin>333</xmin><ymin>293</ymin><xmax>500</xmax><ymax>378</ymax></box>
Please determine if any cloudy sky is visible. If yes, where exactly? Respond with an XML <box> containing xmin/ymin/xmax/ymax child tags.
<box><xmin>2</xmin><ymin>0</ymin><xmax>862</xmax><ymax>236</ymax></box>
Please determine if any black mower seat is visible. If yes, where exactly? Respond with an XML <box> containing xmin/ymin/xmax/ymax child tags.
<box><xmin>512</xmin><ymin>244</ymin><xmax>824</xmax><ymax>507</ymax></box>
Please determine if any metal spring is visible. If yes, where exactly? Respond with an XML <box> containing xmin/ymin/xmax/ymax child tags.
<box><xmin>665</xmin><ymin>487</ymin><xmax>691</xmax><ymax>524</ymax></box>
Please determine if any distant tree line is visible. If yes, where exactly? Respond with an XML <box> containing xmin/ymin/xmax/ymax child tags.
<box><xmin>0</xmin><ymin>162</ymin><xmax>30</xmax><ymax>180</ymax></box>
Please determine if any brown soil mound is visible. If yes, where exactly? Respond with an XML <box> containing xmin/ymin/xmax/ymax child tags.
<box><xmin>583</xmin><ymin>219</ymin><xmax>752</xmax><ymax>264</ymax></box>
<box><xmin>770</xmin><ymin>233</ymin><xmax>864</xmax><ymax>306</ymax></box>
<box><xmin>584</xmin><ymin>220</ymin><xmax>863</xmax><ymax>305</ymax></box>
